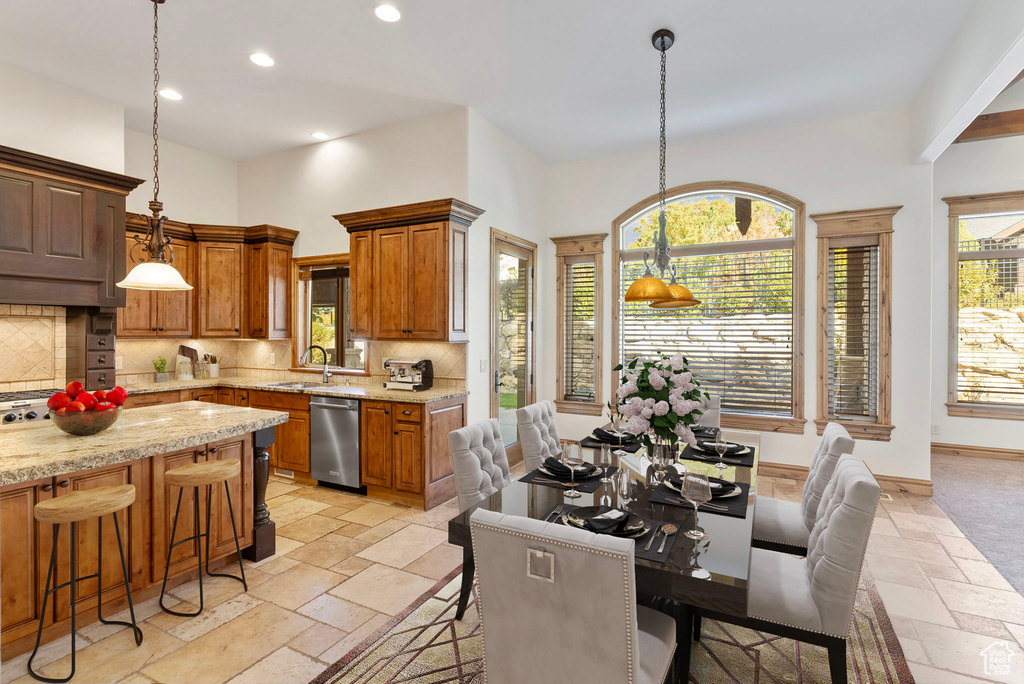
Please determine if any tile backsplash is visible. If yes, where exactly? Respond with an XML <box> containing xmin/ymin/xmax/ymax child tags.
<box><xmin>368</xmin><ymin>341</ymin><xmax>466</xmax><ymax>381</ymax></box>
<box><xmin>0</xmin><ymin>305</ymin><xmax>67</xmax><ymax>392</ymax></box>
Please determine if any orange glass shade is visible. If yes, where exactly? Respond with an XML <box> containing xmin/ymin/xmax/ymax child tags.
<box><xmin>625</xmin><ymin>274</ymin><xmax>672</xmax><ymax>302</ymax></box>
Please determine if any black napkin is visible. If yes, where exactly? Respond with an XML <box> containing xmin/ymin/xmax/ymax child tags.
<box><xmin>580</xmin><ymin>506</ymin><xmax>630</xmax><ymax>534</ymax></box>
<box><xmin>665</xmin><ymin>473</ymin><xmax>738</xmax><ymax>499</ymax></box>
<box><xmin>695</xmin><ymin>440</ymin><xmax>746</xmax><ymax>455</ymax></box>
<box><xmin>542</xmin><ymin>457</ymin><xmax>598</xmax><ymax>479</ymax></box>
<box><xmin>592</xmin><ymin>428</ymin><xmax>631</xmax><ymax>444</ymax></box>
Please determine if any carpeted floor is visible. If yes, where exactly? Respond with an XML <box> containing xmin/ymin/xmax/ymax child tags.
<box><xmin>931</xmin><ymin>453</ymin><xmax>1024</xmax><ymax>594</ymax></box>
<box><xmin>313</xmin><ymin>566</ymin><xmax>912</xmax><ymax>684</ymax></box>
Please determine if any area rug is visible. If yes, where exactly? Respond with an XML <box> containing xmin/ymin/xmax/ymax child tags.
<box><xmin>312</xmin><ymin>566</ymin><xmax>913</xmax><ymax>684</ymax></box>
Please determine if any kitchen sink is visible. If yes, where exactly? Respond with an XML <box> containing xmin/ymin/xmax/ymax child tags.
<box><xmin>266</xmin><ymin>381</ymin><xmax>333</xmax><ymax>389</ymax></box>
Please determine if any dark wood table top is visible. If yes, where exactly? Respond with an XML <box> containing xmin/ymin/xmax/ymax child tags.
<box><xmin>447</xmin><ymin>432</ymin><xmax>760</xmax><ymax>618</ymax></box>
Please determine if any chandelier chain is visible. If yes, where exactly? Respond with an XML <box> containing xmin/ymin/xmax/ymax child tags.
<box><xmin>151</xmin><ymin>0</ymin><xmax>160</xmax><ymax>203</ymax></box>
<box><xmin>659</xmin><ymin>46</ymin><xmax>666</xmax><ymax>212</ymax></box>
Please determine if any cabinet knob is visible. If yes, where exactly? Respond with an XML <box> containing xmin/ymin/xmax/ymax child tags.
<box><xmin>210</xmin><ymin>447</ymin><xmax>218</xmax><ymax>453</ymax></box>
<box><xmin>98</xmin><ymin>375</ymin><xmax>106</xmax><ymax>384</ymax></box>
<box><xmin>384</xmin><ymin>409</ymin><xmax>389</xmax><ymax>414</ymax></box>
<box><xmin>234</xmin><ymin>328</ymin><xmax>240</xmax><ymax>332</ymax></box>
<box><xmin>199</xmin><ymin>450</ymin><xmax>207</xmax><ymax>456</ymax></box>
<box><xmin>402</xmin><ymin>410</ymin><xmax>412</xmax><ymax>416</ymax></box>
<box><xmin>151</xmin><ymin>327</ymin><xmax>157</xmax><ymax>332</ymax></box>
<box><xmin>394</xmin><ymin>430</ymin><xmax>399</xmax><ymax>435</ymax></box>
<box><xmin>97</xmin><ymin>339</ymin><xmax>107</xmax><ymax>347</ymax></box>
<box><xmin>58</xmin><ymin>480</ymin><xmax>69</xmax><ymax>488</ymax></box>
<box><xmin>158</xmin><ymin>327</ymin><xmax>164</xmax><ymax>331</ymax></box>
<box><xmin>97</xmin><ymin>356</ymin><xmax>105</xmax><ymax>364</ymax></box>
<box><xmin>41</xmin><ymin>484</ymin><xmax>53</xmax><ymax>492</ymax></box>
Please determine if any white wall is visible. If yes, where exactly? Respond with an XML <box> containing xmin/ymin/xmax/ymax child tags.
<box><xmin>124</xmin><ymin>129</ymin><xmax>239</xmax><ymax>225</ymax></box>
<box><xmin>0</xmin><ymin>63</ymin><xmax>124</xmax><ymax>172</ymax></box>
<box><xmin>544</xmin><ymin>108</ymin><xmax>935</xmax><ymax>482</ymax></box>
<box><xmin>931</xmin><ymin>133</ymin><xmax>1024</xmax><ymax>450</ymax></box>
<box><xmin>237</xmin><ymin>108</ymin><xmax>469</xmax><ymax>257</ymax></box>
<box><xmin>465</xmin><ymin>110</ymin><xmax>550</xmax><ymax>424</ymax></box>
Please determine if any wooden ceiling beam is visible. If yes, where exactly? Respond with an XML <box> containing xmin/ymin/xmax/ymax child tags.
<box><xmin>954</xmin><ymin>108</ymin><xmax>1024</xmax><ymax>143</ymax></box>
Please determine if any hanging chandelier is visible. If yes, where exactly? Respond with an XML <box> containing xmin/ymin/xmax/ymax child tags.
<box><xmin>117</xmin><ymin>0</ymin><xmax>192</xmax><ymax>292</ymax></box>
<box><xmin>623</xmin><ymin>29</ymin><xmax>700</xmax><ymax>309</ymax></box>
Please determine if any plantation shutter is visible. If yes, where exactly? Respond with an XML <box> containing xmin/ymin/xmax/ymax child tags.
<box><xmin>956</xmin><ymin>225</ymin><xmax>1024</xmax><ymax>404</ymax></box>
<box><xmin>826</xmin><ymin>241</ymin><xmax>879</xmax><ymax>420</ymax></box>
<box><xmin>619</xmin><ymin>248</ymin><xmax>794</xmax><ymax>415</ymax></box>
<box><xmin>563</xmin><ymin>259</ymin><xmax>597</xmax><ymax>402</ymax></box>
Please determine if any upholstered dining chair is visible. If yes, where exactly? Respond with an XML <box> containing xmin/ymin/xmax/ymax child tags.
<box><xmin>470</xmin><ymin>509</ymin><xmax>677</xmax><ymax>684</ymax></box>
<box><xmin>516</xmin><ymin>400</ymin><xmax>562</xmax><ymax>472</ymax></box>
<box><xmin>447</xmin><ymin>418</ymin><xmax>512</xmax><ymax>511</ymax></box>
<box><xmin>752</xmin><ymin>421</ymin><xmax>855</xmax><ymax>555</ymax></box>
<box><xmin>693</xmin><ymin>455</ymin><xmax>880</xmax><ymax>684</ymax></box>
<box><xmin>698</xmin><ymin>394</ymin><xmax>721</xmax><ymax>428</ymax></box>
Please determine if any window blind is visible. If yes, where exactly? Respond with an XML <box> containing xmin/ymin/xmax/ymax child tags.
<box><xmin>564</xmin><ymin>261</ymin><xmax>597</xmax><ymax>402</ymax></box>
<box><xmin>827</xmin><ymin>244</ymin><xmax>879</xmax><ymax>420</ymax></box>
<box><xmin>619</xmin><ymin>249</ymin><xmax>794</xmax><ymax>415</ymax></box>
<box><xmin>956</xmin><ymin>227</ymin><xmax>1024</xmax><ymax>403</ymax></box>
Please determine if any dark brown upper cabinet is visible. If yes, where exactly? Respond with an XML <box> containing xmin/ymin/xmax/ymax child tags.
<box><xmin>0</xmin><ymin>145</ymin><xmax>143</xmax><ymax>307</ymax></box>
<box><xmin>334</xmin><ymin>198</ymin><xmax>483</xmax><ymax>343</ymax></box>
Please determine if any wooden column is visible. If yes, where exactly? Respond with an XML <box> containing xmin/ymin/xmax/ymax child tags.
<box><xmin>243</xmin><ymin>427</ymin><xmax>276</xmax><ymax>561</ymax></box>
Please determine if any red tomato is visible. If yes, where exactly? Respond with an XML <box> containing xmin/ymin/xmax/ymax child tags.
<box><xmin>95</xmin><ymin>401</ymin><xmax>116</xmax><ymax>411</ymax></box>
<box><xmin>47</xmin><ymin>392</ymin><xmax>72</xmax><ymax>410</ymax></box>
<box><xmin>93</xmin><ymin>389</ymin><xmax>108</xmax><ymax>402</ymax></box>
<box><xmin>55</xmin><ymin>407</ymin><xmax>67</xmax><ymax>414</ymax></box>
<box><xmin>107</xmin><ymin>386</ymin><xmax>128</xmax><ymax>406</ymax></box>
<box><xmin>64</xmin><ymin>401</ymin><xmax>86</xmax><ymax>412</ymax></box>
<box><xmin>65</xmin><ymin>381</ymin><xmax>84</xmax><ymax>397</ymax></box>
<box><xmin>76</xmin><ymin>392</ymin><xmax>98</xmax><ymax>410</ymax></box>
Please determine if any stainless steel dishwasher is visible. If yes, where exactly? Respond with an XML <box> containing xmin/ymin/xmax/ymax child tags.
<box><xmin>309</xmin><ymin>396</ymin><xmax>363</xmax><ymax>492</ymax></box>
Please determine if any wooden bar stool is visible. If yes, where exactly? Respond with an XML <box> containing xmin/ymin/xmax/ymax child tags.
<box><xmin>159</xmin><ymin>458</ymin><xmax>247</xmax><ymax>617</ymax></box>
<box><xmin>28</xmin><ymin>485</ymin><xmax>143</xmax><ymax>683</ymax></box>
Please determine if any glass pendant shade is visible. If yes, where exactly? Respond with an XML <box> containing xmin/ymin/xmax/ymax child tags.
<box><xmin>624</xmin><ymin>258</ymin><xmax>672</xmax><ymax>302</ymax></box>
<box><xmin>649</xmin><ymin>281</ymin><xmax>700</xmax><ymax>309</ymax></box>
<box><xmin>116</xmin><ymin>261</ymin><xmax>192</xmax><ymax>291</ymax></box>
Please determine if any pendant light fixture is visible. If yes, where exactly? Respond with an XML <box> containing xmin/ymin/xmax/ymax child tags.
<box><xmin>117</xmin><ymin>0</ymin><xmax>192</xmax><ymax>292</ymax></box>
<box><xmin>623</xmin><ymin>28</ymin><xmax>698</xmax><ymax>308</ymax></box>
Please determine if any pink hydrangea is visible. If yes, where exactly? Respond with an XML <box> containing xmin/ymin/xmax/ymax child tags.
<box><xmin>620</xmin><ymin>396</ymin><xmax>644</xmax><ymax>417</ymax></box>
<box><xmin>625</xmin><ymin>416</ymin><xmax>651</xmax><ymax>435</ymax></box>
<box><xmin>672</xmin><ymin>423</ymin><xmax>697</xmax><ymax>447</ymax></box>
<box><xmin>648</xmin><ymin>373</ymin><xmax>666</xmax><ymax>391</ymax></box>
<box><xmin>669</xmin><ymin>353</ymin><xmax>686</xmax><ymax>371</ymax></box>
<box><xmin>616</xmin><ymin>382</ymin><xmax>638</xmax><ymax>399</ymax></box>
<box><xmin>653</xmin><ymin>400</ymin><xmax>670</xmax><ymax>416</ymax></box>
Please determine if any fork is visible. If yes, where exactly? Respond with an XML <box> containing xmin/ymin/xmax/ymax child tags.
<box><xmin>545</xmin><ymin>505</ymin><xmax>565</xmax><ymax>522</ymax></box>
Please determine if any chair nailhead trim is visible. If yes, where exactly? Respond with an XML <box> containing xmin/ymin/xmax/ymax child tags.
<box><xmin>471</xmin><ymin>521</ymin><xmax>637</xmax><ymax>684</ymax></box>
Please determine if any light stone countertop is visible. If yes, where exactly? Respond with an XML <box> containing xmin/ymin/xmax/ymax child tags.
<box><xmin>0</xmin><ymin>402</ymin><xmax>289</xmax><ymax>486</ymax></box>
<box><xmin>123</xmin><ymin>377</ymin><xmax>470</xmax><ymax>404</ymax></box>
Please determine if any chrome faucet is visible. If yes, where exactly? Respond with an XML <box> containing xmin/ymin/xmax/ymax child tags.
<box><xmin>300</xmin><ymin>345</ymin><xmax>332</xmax><ymax>383</ymax></box>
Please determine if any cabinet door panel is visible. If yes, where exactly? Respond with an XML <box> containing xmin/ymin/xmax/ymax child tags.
<box><xmin>349</xmin><ymin>231</ymin><xmax>373</xmax><ymax>338</ymax></box>
<box><xmin>54</xmin><ymin>460</ymin><xmax>147</xmax><ymax>619</ymax></box>
<box><xmin>246</xmin><ymin>243</ymin><xmax>267</xmax><ymax>337</ymax></box>
<box><xmin>276</xmin><ymin>411</ymin><xmax>310</xmax><ymax>473</ymax></box>
<box><xmin>190</xmin><ymin>389</ymin><xmax>218</xmax><ymax>403</ymax></box>
<box><xmin>408</xmin><ymin>222</ymin><xmax>446</xmax><ymax>340</ymax></box>
<box><xmin>268</xmin><ymin>244</ymin><xmax>291</xmax><ymax>339</ymax></box>
<box><xmin>0</xmin><ymin>173</ymin><xmax>33</xmax><ymax>254</ymax></box>
<box><xmin>155</xmin><ymin>238</ymin><xmax>193</xmax><ymax>337</ymax></box>
<box><xmin>0</xmin><ymin>479</ymin><xmax>55</xmax><ymax>643</ymax></box>
<box><xmin>152</xmin><ymin>448</ymin><xmax>204</xmax><ymax>580</ymax></box>
<box><xmin>117</xmin><ymin>233</ymin><xmax>156</xmax><ymax>337</ymax></box>
<box><xmin>206</xmin><ymin>437</ymin><xmax>253</xmax><ymax>558</ymax></box>
<box><xmin>372</xmin><ymin>227</ymin><xmax>408</xmax><ymax>339</ymax></box>
<box><xmin>393</xmin><ymin>422</ymin><xmax>423</xmax><ymax>494</ymax></box>
<box><xmin>198</xmin><ymin>242</ymin><xmax>243</xmax><ymax>337</ymax></box>
<box><xmin>217</xmin><ymin>388</ymin><xmax>235</xmax><ymax>405</ymax></box>
<box><xmin>361</xmin><ymin>401</ymin><xmax>392</xmax><ymax>487</ymax></box>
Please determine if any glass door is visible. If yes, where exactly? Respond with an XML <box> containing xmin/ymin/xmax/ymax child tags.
<box><xmin>490</xmin><ymin>231</ymin><xmax>536</xmax><ymax>459</ymax></box>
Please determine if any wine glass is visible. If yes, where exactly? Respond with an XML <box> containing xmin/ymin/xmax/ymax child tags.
<box><xmin>561</xmin><ymin>441</ymin><xmax>583</xmax><ymax>499</ymax></box>
<box><xmin>713</xmin><ymin>430</ymin><xmax>729</xmax><ymax>470</ymax></box>
<box><xmin>682</xmin><ymin>473</ymin><xmax>712</xmax><ymax>540</ymax></box>
<box><xmin>599</xmin><ymin>443</ymin><xmax>614</xmax><ymax>483</ymax></box>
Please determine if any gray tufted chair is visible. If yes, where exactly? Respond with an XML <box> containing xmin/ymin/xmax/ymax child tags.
<box><xmin>516</xmin><ymin>400</ymin><xmax>562</xmax><ymax>472</ymax></box>
<box><xmin>695</xmin><ymin>455</ymin><xmax>879</xmax><ymax>684</ymax></box>
<box><xmin>471</xmin><ymin>509</ymin><xmax>676</xmax><ymax>684</ymax></box>
<box><xmin>447</xmin><ymin>419</ymin><xmax>512</xmax><ymax>511</ymax></box>
<box><xmin>752</xmin><ymin>422</ymin><xmax>855</xmax><ymax>554</ymax></box>
<box><xmin>697</xmin><ymin>394</ymin><xmax>721</xmax><ymax>428</ymax></box>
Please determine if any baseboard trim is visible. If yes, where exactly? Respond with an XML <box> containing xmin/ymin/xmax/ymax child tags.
<box><xmin>758</xmin><ymin>461</ymin><xmax>933</xmax><ymax>496</ymax></box>
<box><xmin>931</xmin><ymin>442</ymin><xmax>1024</xmax><ymax>462</ymax></box>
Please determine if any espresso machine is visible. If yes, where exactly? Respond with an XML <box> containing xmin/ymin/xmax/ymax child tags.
<box><xmin>383</xmin><ymin>359</ymin><xmax>434</xmax><ymax>391</ymax></box>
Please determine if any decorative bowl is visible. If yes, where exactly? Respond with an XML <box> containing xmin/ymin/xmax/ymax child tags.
<box><xmin>49</xmin><ymin>407</ymin><xmax>123</xmax><ymax>436</ymax></box>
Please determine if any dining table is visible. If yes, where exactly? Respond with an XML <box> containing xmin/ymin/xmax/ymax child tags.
<box><xmin>446</xmin><ymin>429</ymin><xmax>761</xmax><ymax>679</ymax></box>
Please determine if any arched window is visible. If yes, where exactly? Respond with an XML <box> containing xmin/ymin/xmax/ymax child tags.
<box><xmin>612</xmin><ymin>181</ymin><xmax>806</xmax><ymax>433</ymax></box>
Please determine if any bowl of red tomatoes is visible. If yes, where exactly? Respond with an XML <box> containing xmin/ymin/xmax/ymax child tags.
<box><xmin>47</xmin><ymin>382</ymin><xmax>128</xmax><ymax>436</ymax></box>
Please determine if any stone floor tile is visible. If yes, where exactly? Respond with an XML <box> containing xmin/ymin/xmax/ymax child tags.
<box><xmin>334</xmin><ymin>522</ymin><xmax>372</xmax><ymax>538</ymax></box>
<box><xmin>907</xmin><ymin>661</ymin><xmax>1002</xmax><ymax>684</ymax></box>
<box><xmin>286</xmin><ymin>534</ymin><xmax>370</xmax><ymax>568</ymax></box>
<box><xmin>910</xmin><ymin>500</ymin><xmax>949</xmax><ymax>518</ymax></box>
<box><xmin>1</xmin><ymin>634</ymin><xmax>92</xmax><ymax>682</ymax></box>
<box><xmin>168</xmin><ymin>574</ymin><xmax>247</xmax><ymax>609</ymax></box>
<box><xmin>250</xmin><ymin>555</ymin><xmax>301</xmax><ymax>576</ymax></box>
<box><xmin>318</xmin><ymin>506</ymin><xmax>354</xmax><ymax>519</ymax></box>
<box><xmin>932</xmin><ymin>578</ymin><xmax>1024</xmax><ymax>624</ymax></box>
<box><xmin>278</xmin><ymin>514</ymin><xmax>348</xmax><ymax>543</ymax></box>
<box><xmin>900</xmin><ymin>637</ymin><xmax>929</xmax><ymax>665</ymax></box>
<box><xmin>897</xmin><ymin>527</ymin><xmax>938</xmax><ymax>543</ymax></box>
<box><xmin>1005</xmin><ymin>622</ymin><xmax>1024</xmax><ymax>650</ymax></box>
<box><xmin>272</xmin><ymin>498</ymin><xmax>333</xmax><ymax>527</ymax></box>
<box><xmin>248</xmin><ymin>563</ymin><xmax>346</xmax><ymax>610</ymax></box>
<box><xmin>936</xmin><ymin>535</ymin><xmax>987</xmax><ymax>561</ymax></box>
<box><xmin>952</xmin><ymin>612</ymin><xmax>1015</xmax><ymax>641</ymax></box>
<box><xmin>265</xmin><ymin>481</ymin><xmax>301</xmax><ymax>500</ymax></box>
<box><xmin>294</xmin><ymin>486</ymin><xmax>368</xmax><ymax>507</ymax></box>
<box><xmin>165</xmin><ymin>594</ymin><xmax>262</xmax><ymax>642</ymax></box>
<box><xmin>866</xmin><ymin>555</ymin><xmax>933</xmax><ymax>590</ymax></box>
<box><xmin>318</xmin><ymin>613</ymin><xmax>390</xmax><ymax>664</ymax></box>
<box><xmin>289</xmin><ymin>623</ymin><xmax>348</xmax><ymax>659</ymax></box>
<box><xmin>890</xmin><ymin>511</ymin><xmax>965</xmax><ymax>538</ymax></box>
<box><xmin>954</xmin><ymin>557</ymin><xmax>1017</xmax><ymax>592</ymax></box>
<box><xmin>225</xmin><ymin>647</ymin><xmax>324</xmax><ymax>684</ymax></box>
<box><xmin>402</xmin><ymin>543</ymin><xmax>464</xmax><ymax>580</ymax></box>
<box><xmin>874</xmin><ymin>581</ymin><xmax>957</xmax><ymax>627</ymax></box>
<box><xmin>356</xmin><ymin>524</ymin><xmax>448</xmax><ymax>568</ymax></box>
<box><xmin>274</xmin><ymin>535</ymin><xmax>305</xmax><ymax>556</ymax></box>
<box><xmin>914</xmin><ymin>621</ymin><xmax>1024</xmax><ymax>683</ymax></box>
<box><xmin>867</xmin><ymin>534</ymin><xmax>956</xmax><ymax>567</ymax></box>
<box><xmin>355</xmin><ymin>518</ymin><xmax>411</xmax><ymax>542</ymax></box>
<box><xmin>329</xmin><ymin>556</ymin><xmax>374</xmax><ymax>577</ymax></box>
<box><xmin>25</xmin><ymin>625</ymin><xmax>182</xmax><ymax>684</ymax></box>
<box><xmin>297</xmin><ymin>594</ymin><xmax>379</xmax><ymax>632</ymax></box>
<box><xmin>141</xmin><ymin>603</ymin><xmax>313</xmax><ymax>684</ymax></box>
<box><xmin>338</xmin><ymin>503</ymin><xmax>404</xmax><ymax>527</ymax></box>
<box><xmin>870</xmin><ymin>517</ymin><xmax>899</xmax><ymax>537</ymax></box>
<box><xmin>329</xmin><ymin>564</ymin><xmax>436</xmax><ymax>614</ymax></box>
<box><xmin>888</xmin><ymin>615</ymin><xmax>919</xmax><ymax>641</ymax></box>
<box><xmin>919</xmin><ymin>560</ymin><xmax>970</xmax><ymax>582</ymax></box>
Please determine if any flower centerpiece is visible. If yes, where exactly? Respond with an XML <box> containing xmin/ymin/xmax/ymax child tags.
<box><xmin>614</xmin><ymin>353</ymin><xmax>708</xmax><ymax>453</ymax></box>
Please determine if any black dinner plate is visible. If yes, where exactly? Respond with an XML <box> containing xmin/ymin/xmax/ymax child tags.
<box><xmin>564</xmin><ymin>506</ymin><xmax>649</xmax><ymax>538</ymax></box>
<box><xmin>665</xmin><ymin>473</ymin><xmax>739</xmax><ymax>499</ymax></box>
<box><xmin>538</xmin><ymin>463</ymin><xmax>603</xmax><ymax>480</ymax></box>
<box><xmin>693</xmin><ymin>440</ymin><xmax>747</xmax><ymax>455</ymax></box>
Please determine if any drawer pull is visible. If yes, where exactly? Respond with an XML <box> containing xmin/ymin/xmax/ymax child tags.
<box><xmin>402</xmin><ymin>410</ymin><xmax>412</xmax><ymax>416</ymax></box>
<box><xmin>98</xmin><ymin>375</ymin><xmax>106</xmax><ymax>384</ymax></box>
<box><xmin>210</xmin><ymin>447</ymin><xmax>218</xmax><ymax>453</ymax></box>
<box><xmin>97</xmin><ymin>356</ymin><xmax>105</xmax><ymax>364</ymax></box>
<box><xmin>58</xmin><ymin>480</ymin><xmax>69</xmax><ymax>488</ymax></box>
<box><xmin>41</xmin><ymin>484</ymin><xmax>53</xmax><ymax>492</ymax></box>
<box><xmin>97</xmin><ymin>339</ymin><xmax>107</xmax><ymax>347</ymax></box>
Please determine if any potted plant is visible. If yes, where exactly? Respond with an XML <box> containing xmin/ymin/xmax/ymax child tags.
<box><xmin>153</xmin><ymin>356</ymin><xmax>170</xmax><ymax>383</ymax></box>
<box><xmin>614</xmin><ymin>353</ymin><xmax>708</xmax><ymax>460</ymax></box>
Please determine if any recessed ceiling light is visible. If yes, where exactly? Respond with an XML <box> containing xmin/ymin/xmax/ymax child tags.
<box><xmin>311</xmin><ymin>132</ymin><xmax>330</xmax><ymax>140</ymax></box>
<box><xmin>159</xmin><ymin>88</ymin><xmax>182</xmax><ymax>100</ymax></box>
<box><xmin>375</xmin><ymin>5</ymin><xmax>401</xmax><ymax>22</ymax></box>
<box><xmin>250</xmin><ymin>52</ymin><xmax>275</xmax><ymax>67</ymax></box>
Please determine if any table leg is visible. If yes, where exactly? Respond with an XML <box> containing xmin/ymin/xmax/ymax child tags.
<box><xmin>243</xmin><ymin>427</ymin><xmax>276</xmax><ymax>562</ymax></box>
<box><xmin>455</xmin><ymin>544</ymin><xmax>474</xmax><ymax>620</ymax></box>
<box><xmin>673</xmin><ymin>602</ymin><xmax>692</xmax><ymax>683</ymax></box>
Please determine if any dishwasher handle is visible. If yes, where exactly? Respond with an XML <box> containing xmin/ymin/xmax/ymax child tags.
<box><xmin>314</xmin><ymin>404</ymin><xmax>359</xmax><ymax>411</ymax></box>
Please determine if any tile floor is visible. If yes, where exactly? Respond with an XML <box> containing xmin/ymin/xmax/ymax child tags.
<box><xmin>2</xmin><ymin>463</ymin><xmax>1021</xmax><ymax>684</ymax></box>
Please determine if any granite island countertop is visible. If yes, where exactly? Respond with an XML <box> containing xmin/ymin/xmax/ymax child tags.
<box><xmin>124</xmin><ymin>377</ymin><xmax>470</xmax><ymax>404</ymax></box>
<box><xmin>0</xmin><ymin>402</ymin><xmax>289</xmax><ymax>486</ymax></box>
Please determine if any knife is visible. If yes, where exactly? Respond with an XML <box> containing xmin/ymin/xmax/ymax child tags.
<box><xmin>644</xmin><ymin>524</ymin><xmax>663</xmax><ymax>552</ymax></box>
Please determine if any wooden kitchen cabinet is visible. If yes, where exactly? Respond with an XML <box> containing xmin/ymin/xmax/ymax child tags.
<box><xmin>151</xmin><ymin>447</ymin><xmax>204</xmax><ymax>579</ymax></box>
<box><xmin>335</xmin><ymin>199</ymin><xmax>483</xmax><ymax>342</ymax></box>
<box><xmin>122</xmin><ymin>390</ymin><xmax>181</xmax><ymax>409</ymax></box>
<box><xmin>249</xmin><ymin>390</ymin><xmax>310</xmax><ymax>474</ymax></box>
<box><xmin>117</xmin><ymin>228</ymin><xmax>194</xmax><ymax>338</ymax></box>
<box><xmin>196</xmin><ymin>240</ymin><xmax>244</xmax><ymax>338</ymax></box>
<box><xmin>361</xmin><ymin>401</ymin><xmax>393</xmax><ymax>488</ymax></box>
<box><xmin>393</xmin><ymin>420</ymin><xmax>423</xmax><ymax>494</ymax></box>
<box><xmin>204</xmin><ymin>436</ymin><xmax>254</xmax><ymax>560</ymax></box>
<box><xmin>245</xmin><ymin>229</ymin><xmax>296</xmax><ymax>339</ymax></box>
<box><xmin>0</xmin><ymin>478</ymin><xmax>56</xmax><ymax>647</ymax></box>
<box><xmin>189</xmin><ymin>388</ymin><xmax>218</xmax><ymax>403</ymax></box>
<box><xmin>217</xmin><ymin>387</ymin><xmax>235</xmax><ymax>405</ymax></box>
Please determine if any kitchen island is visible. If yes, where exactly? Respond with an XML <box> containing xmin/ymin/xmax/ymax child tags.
<box><xmin>0</xmin><ymin>402</ymin><xmax>289</xmax><ymax>658</ymax></box>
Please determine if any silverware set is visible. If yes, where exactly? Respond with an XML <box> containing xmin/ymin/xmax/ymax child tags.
<box><xmin>645</xmin><ymin>524</ymin><xmax>678</xmax><ymax>554</ymax></box>
<box><xmin>533</xmin><ymin>477</ymin><xmax>579</xmax><ymax>488</ymax></box>
<box><xmin>545</xmin><ymin>505</ymin><xmax>567</xmax><ymax>522</ymax></box>
<box><xmin>664</xmin><ymin>495</ymin><xmax>730</xmax><ymax>511</ymax></box>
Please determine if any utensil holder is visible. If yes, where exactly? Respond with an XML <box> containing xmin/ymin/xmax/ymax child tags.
<box><xmin>209</xmin><ymin>363</ymin><xmax>219</xmax><ymax>378</ymax></box>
